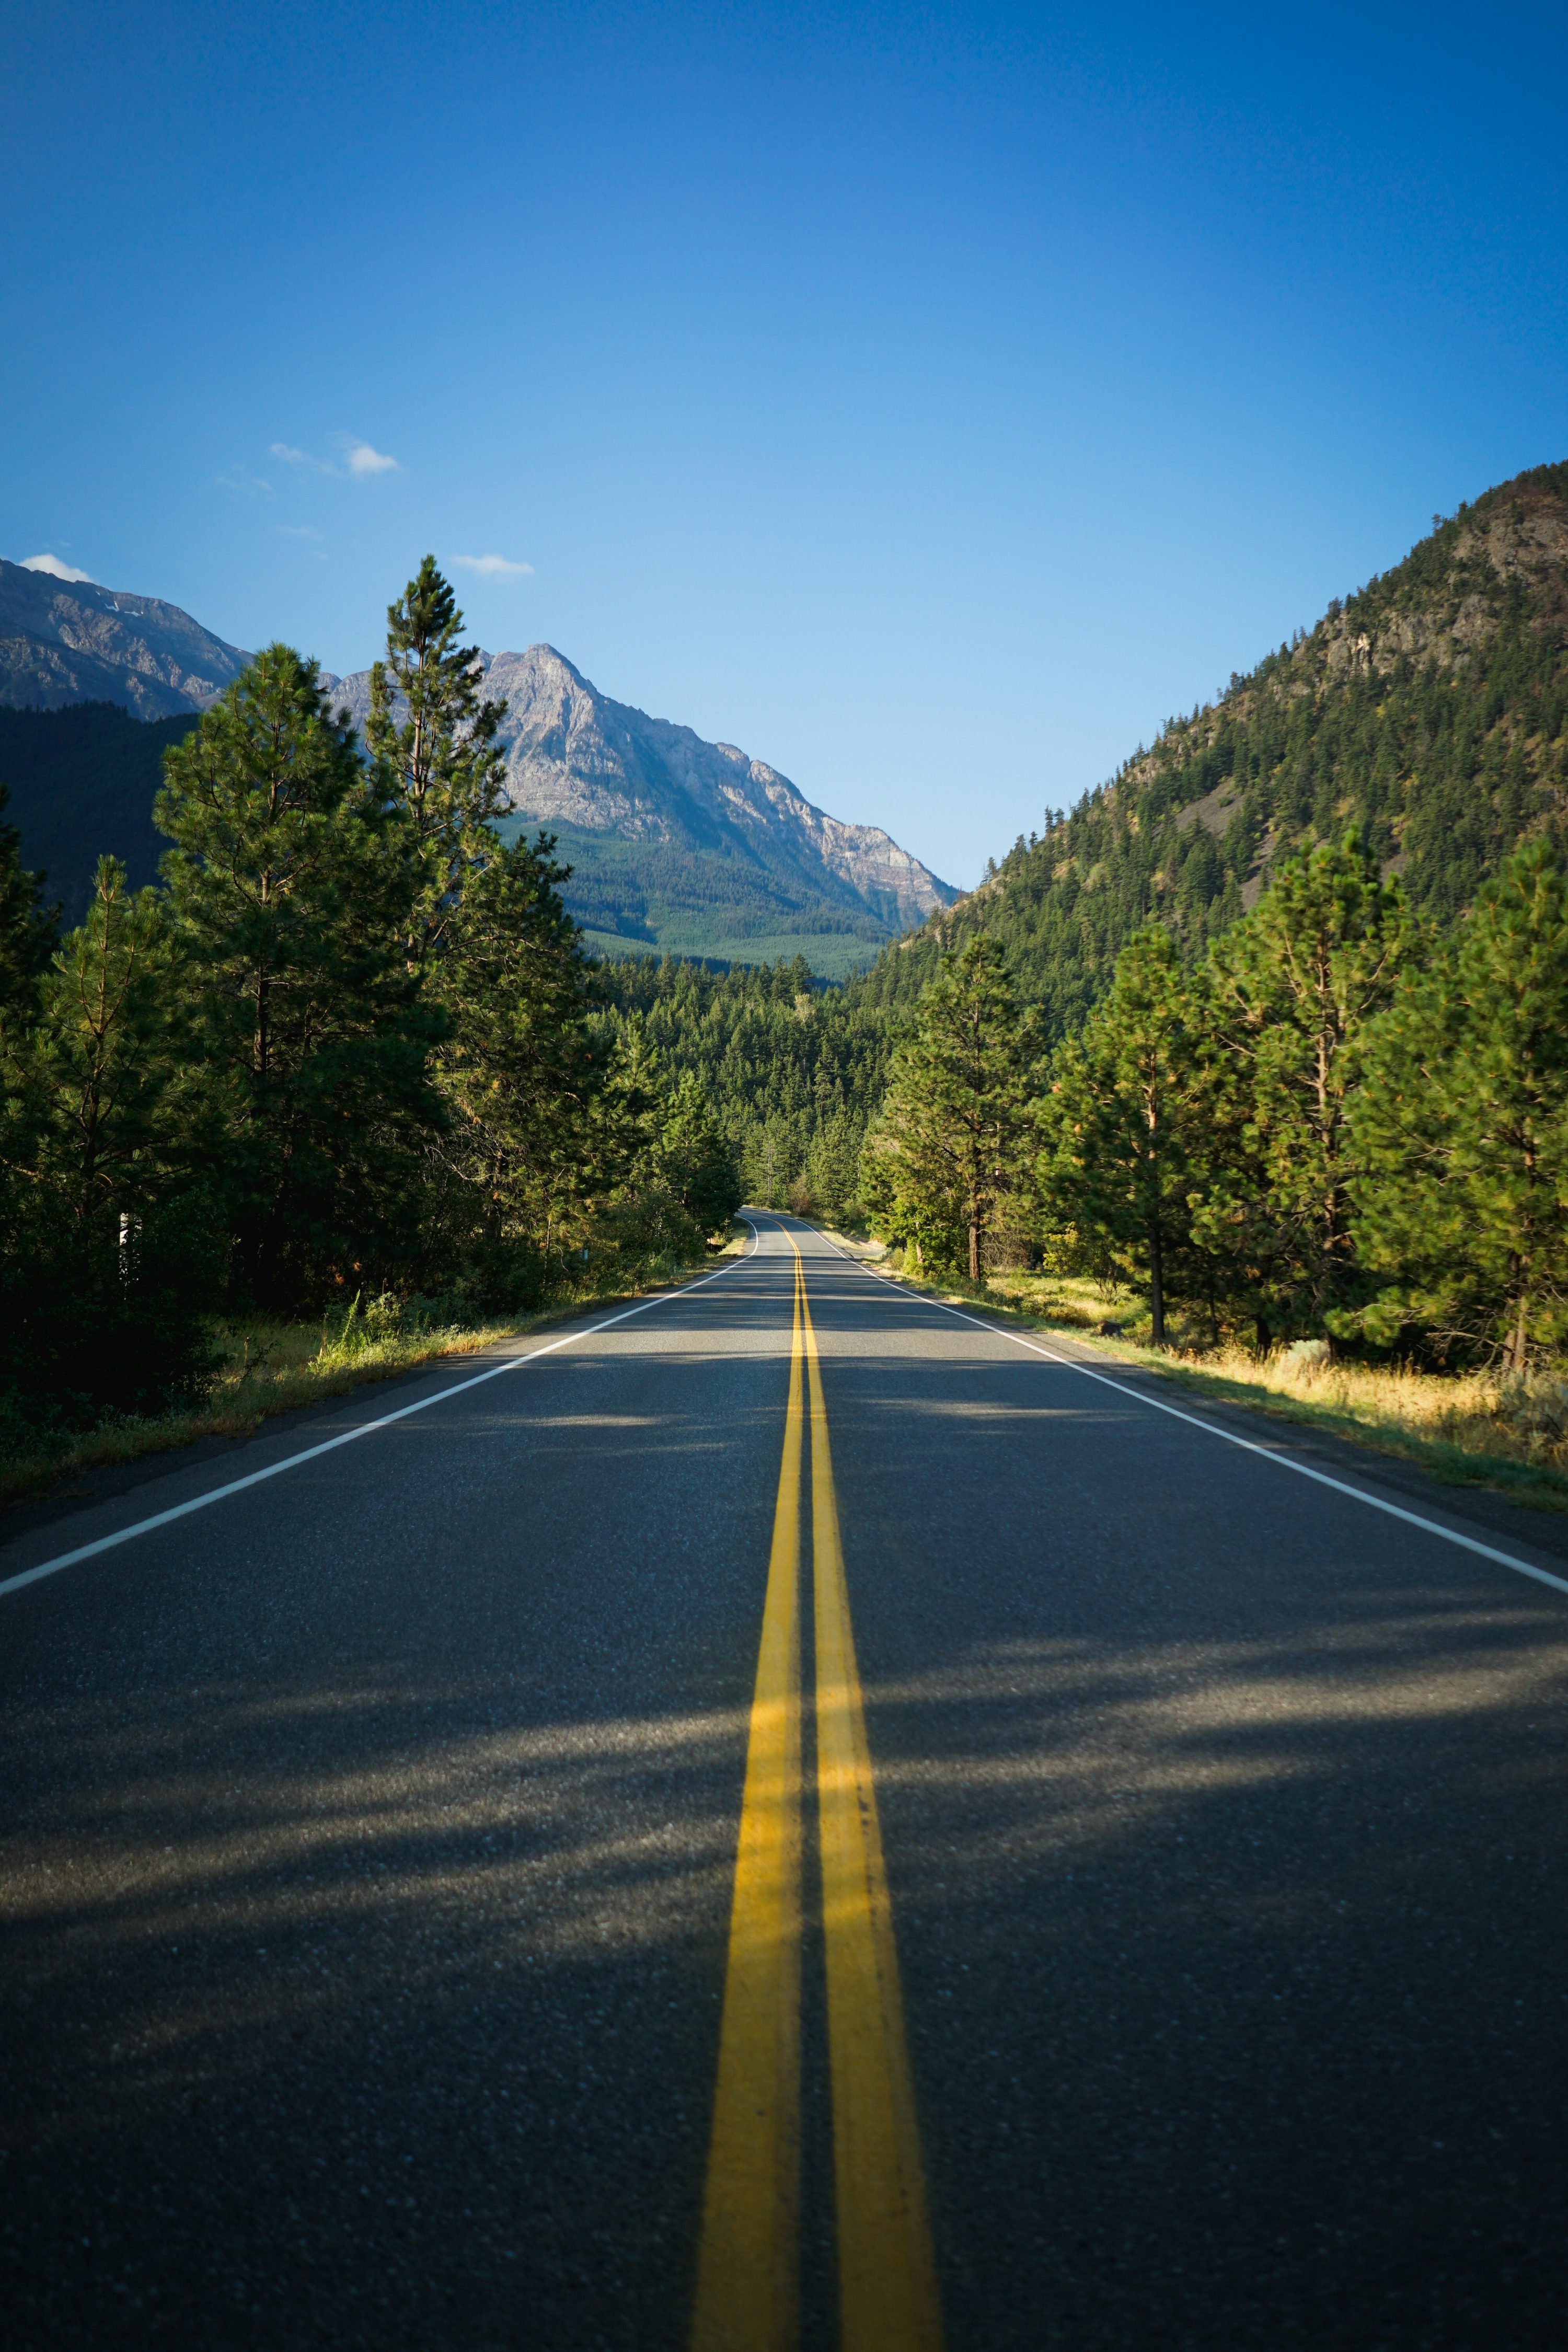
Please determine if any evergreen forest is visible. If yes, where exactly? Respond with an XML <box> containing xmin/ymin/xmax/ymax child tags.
<box><xmin>4</xmin><ymin>466</ymin><xmax>1568</xmax><ymax>1470</ymax></box>
<box><xmin>0</xmin><ymin>561</ymin><xmax>744</xmax><ymax>1458</ymax></box>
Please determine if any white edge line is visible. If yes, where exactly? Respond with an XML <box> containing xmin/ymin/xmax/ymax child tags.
<box><xmin>765</xmin><ymin>1213</ymin><xmax>1568</xmax><ymax>1603</ymax></box>
<box><xmin>0</xmin><ymin>1236</ymin><xmax>760</xmax><ymax>1604</ymax></box>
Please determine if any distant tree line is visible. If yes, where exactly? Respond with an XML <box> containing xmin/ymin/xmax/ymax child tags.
<box><xmin>595</xmin><ymin>953</ymin><xmax>894</xmax><ymax>1224</ymax></box>
<box><xmin>864</xmin><ymin>832</ymin><xmax>1568</xmax><ymax>1368</ymax></box>
<box><xmin>0</xmin><ymin>561</ymin><xmax>741</xmax><ymax>1451</ymax></box>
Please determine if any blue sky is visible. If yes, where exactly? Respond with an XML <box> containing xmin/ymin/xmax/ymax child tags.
<box><xmin>4</xmin><ymin>2</ymin><xmax>1565</xmax><ymax>886</ymax></box>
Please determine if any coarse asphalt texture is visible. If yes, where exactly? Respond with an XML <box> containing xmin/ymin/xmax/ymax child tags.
<box><xmin>4</xmin><ymin>1215</ymin><xmax>1568</xmax><ymax>2351</ymax></box>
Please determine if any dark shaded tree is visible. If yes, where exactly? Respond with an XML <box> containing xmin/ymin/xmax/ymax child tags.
<box><xmin>158</xmin><ymin>645</ymin><xmax>442</xmax><ymax>1310</ymax></box>
<box><xmin>1348</xmin><ymin>840</ymin><xmax>1568</xmax><ymax>1368</ymax></box>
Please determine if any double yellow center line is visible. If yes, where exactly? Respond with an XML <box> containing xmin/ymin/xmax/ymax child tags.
<box><xmin>692</xmin><ymin>1241</ymin><xmax>943</xmax><ymax>2352</ymax></box>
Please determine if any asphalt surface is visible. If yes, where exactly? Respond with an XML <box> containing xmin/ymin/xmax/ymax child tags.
<box><xmin>5</xmin><ymin>1216</ymin><xmax>1568</xmax><ymax>2350</ymax></box>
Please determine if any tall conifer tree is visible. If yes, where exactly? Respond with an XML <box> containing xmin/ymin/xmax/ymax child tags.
<box><xmin>365</xmin><ymin>557</ymin><xmax>510</xmax><ymax>969</ymax></box>
<box><xmin>863</xmin><ymin>936</ymin><xmax>1040</xmax><ymax>1280</ymax></box>
<box><xmin>158</xmin><ymin>645</ymin><xmax>440</xmax><ymax>1309</ymax></box>
<box><xmin>1348</xmin><ymin>839</ymin><xmax>1568</xmax><ymax>1368</ymax></box>
<box><xmin>1038</xmin><ymin>924</ymin><xmax>1205</xmax><ymax>1345</ymax></box>
<box><xmin>1192</xmin><ymin>831</ymin><xmax>1413</xmax><ymax>1341</ymax></box>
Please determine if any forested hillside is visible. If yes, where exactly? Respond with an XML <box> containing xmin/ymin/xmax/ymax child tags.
<box><xmin>0</xmin><ymin>703</ymin><xmax>199</xmax><ymax>923</ymax></box>
<box><xmin>857</xmin><ymin>462</ymin><xmax>1568</xmax><ymax>1036</ymax></box>
<box><xmin>597</xmin><ymin>955</ymin><xmax>892</xmax><ymax>1217</ymax></box>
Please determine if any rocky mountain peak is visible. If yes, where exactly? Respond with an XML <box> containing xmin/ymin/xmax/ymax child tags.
<box><xmin>0</xmin><ymin>557</ymin><xmax>250</xmax><ymax>719</ymax></box>
<box><xmin>326</xmin><ymin>641</ymin><xmax>956</xmax><ymax>940</ymax></box>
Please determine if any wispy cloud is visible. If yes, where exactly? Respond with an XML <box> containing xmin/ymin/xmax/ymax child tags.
<box><xmin>267</xmin><ymin>438</ymin><xmax>400</xmax><ymax>479</ymax></box>
<box><xmin>342</xmin><ymin>439</ymin><xmax>399</xmax><ymax>476</ymax></box>
<box><xmin>20</xmin><ymin>552</ymin><xmax>94</xmax><ymax>581</ymax></box>
<box><xmin>216</xmin><ymin>463</ymin><xmax>276</xmax><ymax>498</ymax></box>
<box><xmin>451</xmin><ymin>552</ymin><xmax>533</xmax><ymax>579</ymax></box>
<box><xmin>268</xmin><ymin>442</ymin><xmax>330</xmax><ymax>473</ymax></box>
<box><xmin>274</xmin><ymin>524</ymin><xmax>324</xmax><ymax>540</ymax></box>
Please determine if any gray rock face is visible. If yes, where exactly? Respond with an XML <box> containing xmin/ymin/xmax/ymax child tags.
<box><xmin>0</xmin><ymin>559</ymin><xmax>251</xmax><ymax>718</ymax></box>
<box><xmin>325</xmin><ymin>642</ymin><xmax>956</xmax><ymax>932</ymax></box>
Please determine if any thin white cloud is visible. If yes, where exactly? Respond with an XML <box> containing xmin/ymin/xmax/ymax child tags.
<box><xmin>451</xmin><ymin>552</ymin><xmax>533</xmax><ymax>579</ymax></box>
<box><xmin>216</xmin><ymin>463</ymin><xmax>276</xmax><ymax>498</ymax></box>
<box><xmin>268</xmin><ymin>439</ymin><xmax>398</xmax><ymax>478</ymax></box>
<box><xmin>274</xmin><ymin>524</ymin><xmax>324</xmax><ymax>540</ymax></box>
<box><xmin>268</xmin><ymin>442</ymin><xmax>324</xmax><ymax>469</ymax></box>
<box><xmin>342</xmin><ymin>439</ymin><xmax>399</xmax><ymax>476</ymax></box>
<box><xmin>20</xmin><ymin>552</ymin><xmax>94</xmax><ymax>581</ymax></box>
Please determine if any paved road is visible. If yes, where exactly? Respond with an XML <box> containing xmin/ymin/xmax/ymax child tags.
<box><xmin>5</xmin><ymin>1216</ymin><xmax>1568</xmax><ymax>2351</ymax></box>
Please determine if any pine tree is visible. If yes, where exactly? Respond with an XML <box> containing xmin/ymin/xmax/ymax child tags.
<box><xmin>157</xmin><ymin>645</ymin><xmax>441</xmax><ymax>1310</ymax></box>
<box><xmin>659</xmin><ymin>1070</ymin><xmax>742</xmax><ymax>1235</ymax></box>
<box><xmin>0</xmin><ymin>780</ymin><xmax>58</xmax><ymax>1041</ymax></box>
<box><xmin>1348</xmin><ymin>840</ymin><xmax>1568</xmax><ymax>1368</ymax></box>
<box><xmin>365</xmin><ymin>557</ymin><xmax>510</xmax><ymax>969</ymax></box>
<box><xmin>0</xmin><ymin>859</ymin><xmax>218</xmax><ymax>1432</ymax></box>
<box><xmin>1192</xmin><ymin>831</ymin><xmax>1414</xmax><ymax>1342</ymax></box>
<box><xmin>430</xmin><ymin>831</ymin><xmax>608</xmax><ymax>1295</ymax></box>
<box><xmin>1037</xmin><ymin>924</ymin><xmax>1205</xmax><ymax>1345</ymax></box>
<box><xmin>3</xmin><ymin>858</ymin><xmax>183</xmax><ymax>1225</ymax></box>
<box><xmin>863</xmin><ymin>936</ymin><xmax>1041</xmax><ymax>1281</ymax></box>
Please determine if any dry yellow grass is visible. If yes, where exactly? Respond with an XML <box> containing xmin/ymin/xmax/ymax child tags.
<box><xmin>1168</xmin><ymin>1347</ymin><xmax>1568</xmax><ymax>1474</ymax></box>
<box><xmin>897</xmin><ymin>1264</ymin><xmax>1568</xmax><ymax>1507</ymax></box>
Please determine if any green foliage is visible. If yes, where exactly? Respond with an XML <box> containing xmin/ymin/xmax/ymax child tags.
<box><xmin>1037</xmin><ymin>925</ymin><xmax>1208</xmax><ymax>1344</ymax></box>
<box><xmin>0</xmin><ymin>857</ymin><xmax>220</xmax><ymax>1440</ymax></box>
<box><xmin>0</xmin><ymin>701</ymin><xmax>198</xmax><ymax>925</ymax></box>
<box><xmin>595</xmin><ymin>952</ymin><xmax>894</xmax><ymax>1218</ymax></box>
<box><xmin>157</xmin><ymin>644</ymin><xmax>443</xmax><ymax>1311</ymax></box>
<box><xmin>1191</xmin><ymin>832</ymin><xmax>1415</xmax><ymax>1340</ymax></box>
<box><xmin>426</xmin><ymin>828</ymin><xmax>611</xmax><ymax>1302</ymax></box>
<box><xmin>0</xmin><ymin>780</ymin><xmax>58</xmax><ymax>1036</ymax></box>
<box><xmin>861</xmin><ymin>463</ymin><xmax>1568</xmax><ymax>1037</ymax></box>
<box><xmin>1347</xmin><ymin>840</ymin><xmax>1568</xmax><ymax>1367</ymax></box>
<box><xmin>864</xmin><ymin>937</ymin><xmax>1042</xmax><ymax>1280</ymax></box>
<box><xmin>659</xmin><ymin>1070</ymin><xmax>743</xmax><ymax>1233</ymax></box>
<box><xmin>3</xmin><ymin>858</ymin><xmax>186</xmax><ymax>1223</ymax></box>
<box><xmin>366</xmin><ymin>555</ymin><xmax>510</xmax><ymax>969</ymax></box>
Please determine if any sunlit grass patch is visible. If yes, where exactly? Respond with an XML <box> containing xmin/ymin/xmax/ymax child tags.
<box><xmin>872</xmin><ymin>1262</ymin><xmax>1568</xmax><ymax>1509</ymax></box>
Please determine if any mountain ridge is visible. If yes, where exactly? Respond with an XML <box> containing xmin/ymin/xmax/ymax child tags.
<box><xmin>0</xmin><ymin>562</ymin><xmax>953</xmax><ymax>972</ymax></box>
<box><xmin>850</xmin><ymin>458</ymin><xmax>1568</xmax><ymax>1029</ymax></box>
<box><xmin>324</xmin><ymin>643</ymin><xmax>955</xmax><ymax>964</ymax></box>
<box><xmin>0</xmin><ymin>557</ymin><xmax>251</xmax><ymax>719</ymax></box>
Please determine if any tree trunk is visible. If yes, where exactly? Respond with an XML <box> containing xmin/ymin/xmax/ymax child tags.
<box><xmin>1148</xmin><ymin>1219</ymin><xmax>1166</xmax><ymax>1348</ymax></box>
<box><xmin>969</xmin><ymin>1219</ymin><xmax>981</xmax><ymax>1284</ymax></box>
<box><xmin>1506</xmin><ymin>1290</ymin><xmax>1530</xmax><ymax>1375</ymax></box>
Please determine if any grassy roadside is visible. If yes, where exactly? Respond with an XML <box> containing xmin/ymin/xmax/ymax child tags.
<box><xmin>826</xmin><ymin>1242</ymin><xmax>1568</xmax><ymax>1515</ymax></box>
<box><xmin>0</xmin><ymin>1233</ymin><xmax>748</xmax><ymax>1515</ymax></box>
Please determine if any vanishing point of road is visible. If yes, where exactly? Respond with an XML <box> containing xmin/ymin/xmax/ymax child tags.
<box><xmin>4</xmin><ymin>1216</ymin><xmax>1568</xmax><ymax>2350</ymax></box>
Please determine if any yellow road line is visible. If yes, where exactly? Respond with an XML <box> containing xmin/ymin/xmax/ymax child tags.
<box><xmin>691</xmin><ymin>1255</ymin><xmax>806</xmax><ymax>2352</ymax></box>
<box><xmin>799</xmin><ymin>1259</ymin><xmax>944</xmax><ymax>2352</ymax></box>
<box><xmin>693</xmin><ymin>1236</ymin><xmax>942</xmax><ymax>2351</ymax></box>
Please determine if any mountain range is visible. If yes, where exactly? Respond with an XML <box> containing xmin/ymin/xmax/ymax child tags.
<box><xmin>0</xmin><ymin>556</ymin><xmax>251</xmax><ymax>719</ymax></box>
<box><xmin>323</xmin><ymin>647</ymin><xmax>955</xmax><ymax>973</ymax></box>
<box><xmin>0</xmin><ymin>557</ymin><xmax>953</xmax><ymax>971</ymax></box>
